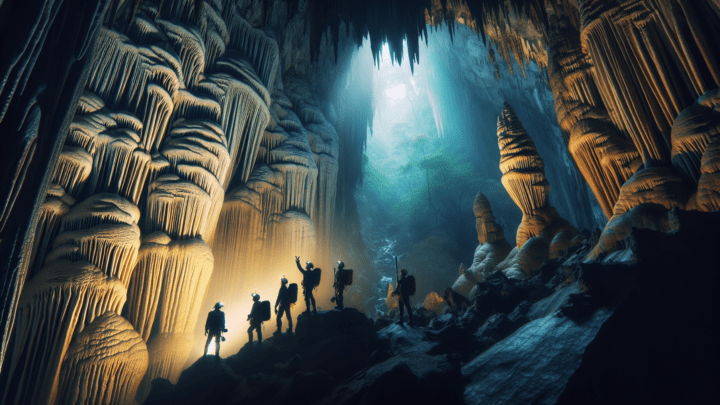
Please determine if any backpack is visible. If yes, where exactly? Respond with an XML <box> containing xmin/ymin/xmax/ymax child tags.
<box><xmin>404</xmin><ymin>275</ymin><xmax>416</xmax><ymax>296</ymax></box>
<box><xmin>312</xmin><ymin>268</ymin><xmax>322</xmax><ymax>287</ymax></box>
<box><xmin>287</xmin><ymin>283</ymin><xmax>298</xmax><ymax>304</ymax></box>
<box><xmin>338</xmin><ymin>268</ymin><xmax>353</xmax><ymax>286</ymax></box>
<box><xmin>260</xmin><ymin>301</ymin><xmax>271</xmax><ymax>321</ymax></box>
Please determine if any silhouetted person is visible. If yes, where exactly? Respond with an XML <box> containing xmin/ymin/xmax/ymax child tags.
<box><xmin>247</xmin><ymin>294</ymin><xmax>263</xmax><ymax>344</ymax></box>
<box><xmin>295</xmin><ymin>256</ymin><xmax>317</xmax><ymax>314</ymax></box>
<box><xmin>443</xmin><ymin>287</ymin><xmax>471</xmax><ymax>319</ymax></box>
<box><xmin>394</xmin><ymin>268</ymin><xmax>414</xmax><ymax>326</ymax></box>
<box><xmin>204</xmin><ymin>302</ymin><xmax>226</xmax><ymax>357</ymax></box>
<box><xmin>332</xmin><ymin>261</ymin><xmax>347</xmax><ymax>310</ymax></box>
<box><xmin>274</xmin><ymin>278</ymin><xmax>292</xmax><ymax>335</ymax></box>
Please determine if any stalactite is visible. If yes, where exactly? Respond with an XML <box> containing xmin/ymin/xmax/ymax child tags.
<box><xmin>172</xmin><ymin>90</ymin><xmax>223</xmax><ymax>124</ymax></box>
<box><xmin>28</xmin><ymin>186</ymin><xmax>76</xmax><ymax>282</ymax></box>
<box><xmin>226</xmin><ymin>15</ymin><xmax>279</xmax><ymax>92</ymax></box>
<box><xmin>612</xmin><ymin>167</ymin><xmax>692</xmax><ymax>216</ymax></box>
<box><xmin>163</xmin><ymin>119</ymin><xmax>229</xmax><ymax>182</ymax></box>
<box><xmin>155</xmin><ymin>19</ymin><xmax>207</xmax><ymax>90</ymax></box>
<box><xmin>688</xmin><ymin>139</ymin><xmax>720</xmax><ymax>212</ymax></box>
<box><xmin>198</xmin><ymin>0</ymin><xmax>230</xmax><ymax>69</ymax></box>
<box><xmin>52</xmin><ymin>146</ymin><xmax>94</xmax><ymax>198</ymax></box>
<box><xmin>205</xmin><ymin>72</ymin><xmax>270</xmax><ymax>185</ymax></box>
<box><xmin>146</xmin><ymin>174</ymin><xmax>212</xmax><ymax>240</ymax></box>
<box><xmin>1</xmin><ymin>260</ymin><xmax>126</xmax><ymax>405</ymax></box>
<box><xmin>568</xmin><ymin>112</ymin><xmax>642</xmax><ymax>217</ymax></box>
<box><xmin>671</xmin><ymin>89</ymin><xmax>720</xmax><ymax>184</ymax></box>
<box><xmin>57</xmin><ymin>312</ymin><xmax>148</xmax><ymax>405</ymax></box>
<box><xmin>77</xmin><ymin>91</ymin><xmax>106</xmax><ymax>116</ymax></box>
<box><xmin>578</xmin><ymin>0</ymin><xmax>720</xmax><ymax>167</ymax></box>
<box><xmin>44</xmin><ymin>194</ymin><xmax>142</xmax><ymax>288</ymax></box>
<box><xmin>87</xmin><ymin>29</ymin><xmax>181</xmax><ymax>115</ymax></box>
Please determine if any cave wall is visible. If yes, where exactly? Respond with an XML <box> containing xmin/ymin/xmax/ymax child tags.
<box><xmin>1</xmin><ymin>0</ymin><xmax>352</xmax><ymax>402</ymax></box>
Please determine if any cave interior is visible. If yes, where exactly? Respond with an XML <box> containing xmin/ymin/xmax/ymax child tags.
<box><xmin>0</xmin><ymin>0</ymin><xmax>719</xmax><ymax>404</ymax></box>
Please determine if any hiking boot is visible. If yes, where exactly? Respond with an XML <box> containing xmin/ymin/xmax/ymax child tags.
<box><xmin>273</xmin><ymin>330</ymin><xmax>281</xmax><ymax>336</ymax></box>
<box><xmin>312</xmin><ymin>309</ymin><xmax>318</xmax><ymax>315</ymax></box>
<box><xmin>286</xmin><ymin>328</ymin><xmax>292</xmax><ymax>333</ymax></box>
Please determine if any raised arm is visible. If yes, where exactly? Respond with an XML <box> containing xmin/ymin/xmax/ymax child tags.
<box><xmin>296</xmin><ymin>259</ymin><xmax>305</xmax><ymax>274</ymax></box>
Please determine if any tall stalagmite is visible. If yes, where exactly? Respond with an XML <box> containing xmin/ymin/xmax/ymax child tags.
<box><xmin>498</xmin><ymin>103</ymin><xmax>578</xmax><ymax>249</ymax></box>
<box><xmin>453</xmin><ymin>192</ymin><xmax>513</xmax><ymax>294</ymax></box>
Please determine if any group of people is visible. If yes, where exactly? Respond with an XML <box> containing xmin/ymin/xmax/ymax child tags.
<box><xmin>203</xmin><ymin>256</ymin><xmax>353</xmax><ymax>357</ymax></box>
<box><xmin>203</xmin><ymin>258</ymin><xmax>467</xmax><ymax>358</ymax></box>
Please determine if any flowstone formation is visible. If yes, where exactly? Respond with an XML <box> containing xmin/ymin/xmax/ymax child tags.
<box><xmin>452</xmin><ymin>192</ymin><xmax>513</xmax><ymax>294</ymax></box>
<box><xmin>496</xmin><ymin>103</ymin><xmax>578</xmax><ymax>278</ymax></box>
<box><xmin>2</xmin><ymin>0</ymin><xmax>341</xmax><ymax>403</ymax></box>
<box><xmin>57</xmin><ymin>312</ymin><xmax>148</xmax><ymax>405</ymax></box>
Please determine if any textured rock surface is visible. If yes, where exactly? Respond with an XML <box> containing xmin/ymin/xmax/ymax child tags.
<box><xmin>57</xmin><ymin>312</ymin><xmax>148</xmax><ymax>405</ymax></box>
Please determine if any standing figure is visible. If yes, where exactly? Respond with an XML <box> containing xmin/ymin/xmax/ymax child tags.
<box><xmin>247</xmin><ymin>294</ymin><xmax>263</xmax><ymax>344</ymax></box>
<box><xmin>274</xmin><ymin>278</ymin><xmax>293</xmax><ymax>335</ymax></box>
<box><xmin>443</xmin><ymin>287</ymin><xmax>471</xmax><ymax>319</ymax></box>
<box><xmin>295</xmin><ymin>256</ymin><xmax>317</xmax><ymax>314</ymax></box>
<box><xmin>204</xmin><ymin>302</ymin><xmax>226</xmax><ymax>357</ymax></box>
<box><xmin>332</xmin><ymin>261</ymin><xmax>348</xmax><ymax>310</ymax></box>
<box><xmin>394</xmin><ymin>268</ymin><xmax>415</xmax><ymax>326</ymax></box>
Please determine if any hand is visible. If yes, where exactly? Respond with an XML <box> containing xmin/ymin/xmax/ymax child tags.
<box><xmin>295</xmin><ymin>256</ymin><xmax>300</xmax><ymax>262</ymax></box>
<box><xmin>275</xmin><ymin>308</ymin><xmax>278</xmax><ymax>315</ymax></box>
<box><xmin>204</xmin><ymin>331</ymin><xmax>208</xmax><ymax>336</ymax></box>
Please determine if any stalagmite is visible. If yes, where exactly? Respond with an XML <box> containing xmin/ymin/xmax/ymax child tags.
<box><xmin>498</xmin><ymin>103</ymin><xmax>578</xmax><ymax>249</ymax></box>
<box><xmin>1</xmin><ymin>260</ymin><xmax>126</xmax><ymax>405</ymax></box>
<box><xmin>57</xmin><ymin>312</ymin><xmax>148</xmax><ymax>405</ymax></box>
<box><xmin>499</xmin><ymin>236</ymin><xmax>551</xmax><ymax>280</ymax></box>
<box><xmin>473</xmin><ymin>192</ymin><xmax>505</xmax><ymax>245</ymax></box>
<box><xmin>45</xmin><ymin>194</ymin><xmax>141</xmax><ymax>288</ymax></box>
<box><xmin>453</xmin><ymin>192</ymin><xmax>513</xmax><ymax>293</ymax></box>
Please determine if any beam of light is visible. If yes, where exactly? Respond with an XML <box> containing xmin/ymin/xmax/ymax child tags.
<box><xmin>385</xmin><ymin>84</ymin><xmax>406</xmax><ymax>100</ymax></box>
<box><xmin>206</xmin><ymin>337</ymin><xmax>216</xmax><ymax>355</ymax></box>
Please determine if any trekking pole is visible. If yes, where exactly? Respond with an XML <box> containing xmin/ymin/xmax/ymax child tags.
<box><xmin>395</xmin><ymin>256</ymin><xmax>399</xmax><ymax>301</ymax></box>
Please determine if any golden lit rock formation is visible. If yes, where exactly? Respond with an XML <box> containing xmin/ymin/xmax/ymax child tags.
<box><xmin>497</xmin><ymin>103</ymin><xmax>578</xmax><ymax>250</ymax></box>
<box><xmin>547</xmin><ymin>12</ymin><xmax>641</xmax><ymax>218</ymax></box>
<box><xmin>1</xmin><ymin>260</ymin><xmax>125</xmax><ymax>405</ymax></box>
<box><xmin>57</xmin><ymin>312</ymin><xmax>148</xmax><ymax>405</ymax></box>
<box><xmin>453</xmin><ymin>192</ymin><xmax>513</xmax><ymax>293</ymax></box>
<box><xmin>578</xmin><ymin>0</ymin><xmax>720</xmax><ymax>167</ymax></box>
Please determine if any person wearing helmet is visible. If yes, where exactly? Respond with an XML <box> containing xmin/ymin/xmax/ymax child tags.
<box><xmin>204</xmin><ymin>302</ymin><xmax>226</xmax><ymax>357</ymax></box>
<box><xmin>274</xmin><ymin>277</ymin><xmax>292</xmax><ymax>335</ymax></box>
<box><xmin>247</xmin><ymin>294</ymin><xmax>263</xmax><ymax>344</ymax></box>
<box><xmin>393</xmin><ymin>268</ymin><xmax>415</xmax><ymax>326</ymax></box>
<box><xmin>295</xmin><ymin>256</ymin><xmax>317</xmax><ymax>315</ymax></box>
<box><xmin>332</xmin><ymin>261</ymin><xmax>347</xmax><ymax>310</ymax></box>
